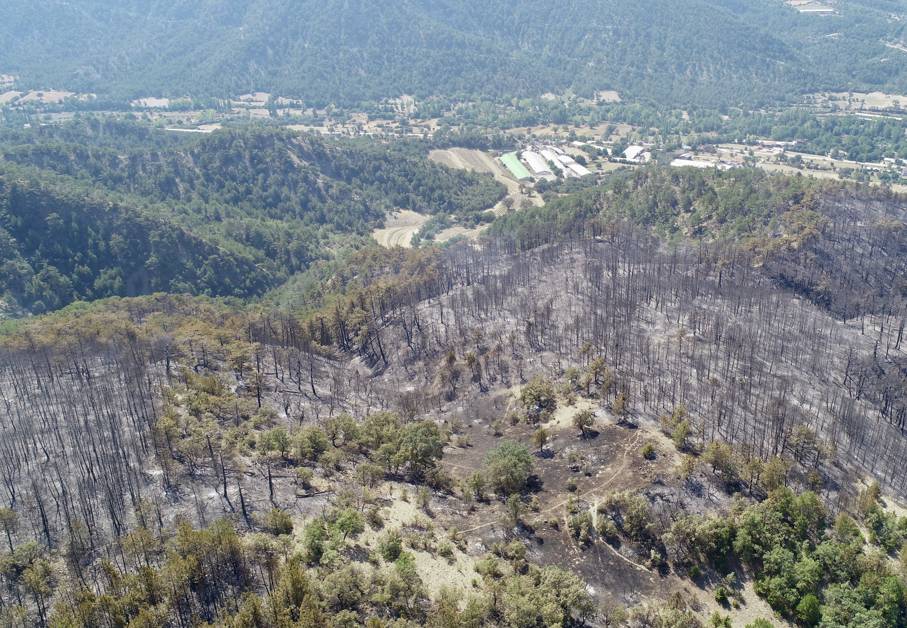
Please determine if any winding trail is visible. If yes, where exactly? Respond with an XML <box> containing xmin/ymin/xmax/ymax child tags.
<box><xmin>457</xmin><ymin>427</ymin><xmax>644</xmax><ymax>534</ymax></box>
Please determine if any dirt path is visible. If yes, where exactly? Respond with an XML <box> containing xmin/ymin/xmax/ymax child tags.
<box><xmin>458</xmin><ymin>427</ymin><xmax>644</xmax><ymax>534</ymax></box>
<box><xmin>371</xmin><ymin>210</ymin><xmax>429</xmax><ymax>248</ymax></box>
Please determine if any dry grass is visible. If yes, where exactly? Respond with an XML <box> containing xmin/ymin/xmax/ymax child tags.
<box><xmin>692</xmin><ymin>579</ymin><xmax>791</xmax><ymax>627</ymax></box>
<box><xmin>436</xmin><ymin>225</ymin><xmax>487</xmax><ymax>243</ymax></box>
<box><xmin>17</xmin><ymin>90</ymin><xmax>74</xmax><ymax>104</ymax></box>
<box><xmin>812</xmin><ymin>91</ymin><xmax>907</xmax><ymax>111</ymax></box>
<box><xmin>372</xmin><ymin>210</ymin><xmax>429</xmax><ymax>248</ymax></box>
<box><xmin>0</xmin><ymin>91</ymin><xmax>22</xmax><ymax>105</ymax></box>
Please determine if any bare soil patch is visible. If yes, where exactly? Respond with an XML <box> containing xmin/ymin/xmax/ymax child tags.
<box><xmin>17</xmin><ymin>90</ymin><xmax>74</xmax><ymax>104</ymax></box>
<box><xmin>372</xmin><ymin>210</ymin><xmax>429</xmax><ymax>248</ymax></box>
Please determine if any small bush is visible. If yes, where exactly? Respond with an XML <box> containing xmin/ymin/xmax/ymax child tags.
<box><xmin>438</xmin><ymin>542</ymin><xmax>454</xmax><ymax>560</ymax></box>
<box><xmin>378</xmin><ymin>529</ymin><xmax>403</xmax><ymax>562</ymax></box>
<box><xmin>366</xmin><ymin>507</ymin><xmax>384</xmax><ymax>530</ymax></box>
<box><xmin>295</xmin><ymin>467</ymin><xmax>314</xmax><ymax>490</ymax></box>
<box><xmin>641</xmin><ymin>443</ymin><xmax>656</xmax><ymax>460</ymax></box>
<box><xmin>263</xmin><ymin>508</ymin><xmax>294</xmax><ymax>536</ymax></box>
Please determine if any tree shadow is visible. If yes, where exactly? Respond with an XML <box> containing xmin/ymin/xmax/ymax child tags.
<box><xmin>527</xmin><ymin>474</ymin><xmax>544</xmax><ymax>493</ymax></box>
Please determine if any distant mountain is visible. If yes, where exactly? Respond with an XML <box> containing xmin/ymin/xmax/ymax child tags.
<box><xmin>1</xmin><ymin>0</ymin><xmax>906</xmax><ymax>107</ymax></box>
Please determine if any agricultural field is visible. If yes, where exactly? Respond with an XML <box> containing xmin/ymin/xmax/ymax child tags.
<box><xmin>807</xmin><ymin>91</ymin><xmax>907</xmax><ymax>113</ymax></box>
<box><xmin>0</xmin><ymin>89</ymin><xmax>87</xmax><ymax>106</ymax></box>
<box><xmin>429</xmin><ymin>147</ymin><xmax>544</xmax><ymax>212</ymax></box>
<box><xmin>675</xmin><ymin>142</ymin><xmax>907</xmax><ymax>191</ymax></box>
<box><xmin>371</xmin><ymin>209</ymin><xmax>430</xmax><ymax>248</ymax></box>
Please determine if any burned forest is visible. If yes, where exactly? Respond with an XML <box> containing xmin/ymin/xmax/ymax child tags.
<box><xmin>2</xmin><ymin>208</ymin><xmax>907</xmax><ymax>625</ymax></box>
<box><xmin>8</xmin><ymin>1</ymin><xmax>907</xmax><ymax>624</ymax></box>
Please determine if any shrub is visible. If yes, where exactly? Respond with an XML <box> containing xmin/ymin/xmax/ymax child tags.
<box><xmin>354</xmin><ymin>461</ymin><xmax>384</xmax><ymax>488</ymax></box>
<box><xmin>796</xmin><ymin>594</ymin><xmax>821</xmax><ymax>627</ymax></box>
<box><xmin>379</xmin><ymin>529</ymin><xmax>403</xmax><ymax>562</ymax></box>
<box><xmin>295</xmin><ymin>467</ymin><xmax>314</xmax><ymax>490</ymax></box>
<box><xmin>259</xmin><ymin>427</ymin><xmax>292</xmax><ymax>458</ymax></box>
<box><xmin>573</xmin><ymin>409</ymin><xmax>595</xmax><ymax>438</ymax></box>
<box><xmin>519</xmin><ymin>377</ymin><xmax>558</xmax><ymax>423</ymax></box>
<box><xmin>596</xmin><ymin>517</ymin><xmax>619</xmax><ymax>543</ymax></box>
<box><xmin>438</xmin><ymin>542</ymin><xmax>454</xmax><ymax>560</ymax></box>
<box><xmin>641</xmin><ymin>443</ymin><xmax>656</xmax><ymax>460</ymax></box>
<box><xmin>295</xmin><ymin>426</ymin><xmax>329</xmax><ymax>463</ymax></box>
<box><xmin>485</xmin><ymin>442</ymin><xmax>534</xmax><ymax>496</ymax></box>
<box><xmin>263</xmin><ymin>509</ymin><xmax>294</xmax><ymax>536</ymax></box>
<box><xmin>366</xmin><ymin>507</ymin><xmax>384</xmax><ymax>530</ymax></box>
<box><xmin>568</xmin><ymin>512</ymin><xmax>594</xmax><ymax>545</ymax></box>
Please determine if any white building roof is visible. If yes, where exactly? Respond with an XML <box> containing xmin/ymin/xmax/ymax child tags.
<box><xmin>568</xmin><ymin>163</ymin><xmax>592</xmax><ymax>177</ymax></box>
<box><xmin>671</xmin><ymin>158</ymin><xmax>714</xmax><ymax>169</ymax></box>
<box><xmin>522</xmin><ymin>151</ymin><xmax>553</xmax><ymax>175</ymax></box>
<box><xmin>624</xmin><ymin>146</ymin><xmax>646</xmax><ymax>161</ymax></box>
<box><xmin>556</xmin><ymin>154</ymin><xmax>577</xmax><ymax>166</ymax></box>
<box><xmin>540</xmin><ymin>149</ymin><xmax>560</xmax><ymax>163</ymax></box>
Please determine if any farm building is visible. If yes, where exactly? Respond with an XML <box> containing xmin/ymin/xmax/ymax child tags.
<box><xmin>554</xmin><ymin>153</ymin><xmax>592</xmax><ymax>177</ymax></box>
<box><xmin>671</xmin><ymin>158</ymin><xmax>736</xmax><ymax>171</ymax></box>
<box><xmin>624</xmin><ymin>146</ymin><xmax>651</xmax><ymax>163</ymax></box>
<box><xmin>540</xmin><ymin>148</ymin><xmax>561</xmax><ymax>164</ymax></box>
<box><xmin>501</xmin><ymin>152</ymin><xmax>532</xmax><ymax>181</ymax></box>
<box><xmin>555</xmin><ymin>154</ymin><xmax>573</xmax><ymax>166</ymax></box>
<box><xmin>567</xmin><ymin>162</ymin><xmax>592</xmax><ymax>177</ymax></box>
<box><xmin>670</xmin><ymin>158</ymin><xmax>714</xmax><ymax>169</ymax></box>
<box><xmin>522</xmin><ymin>151</ymin><xmax>554</xmax><ymax>177</ymax></box>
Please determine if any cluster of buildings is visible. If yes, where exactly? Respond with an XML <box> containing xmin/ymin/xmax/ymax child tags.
<box><xmin>501</xmin><ymin>144</ymin><xmax>593</xmax><ymax>182</ymax></box>
<box><xmin>670</xmin><ymin>152</ymin><xmax>739</xmax><ymax>171</ymax></box>
<box><xmin>786</xmin><ymin>0</ymin><xmax>836</xmax><ymax>15</ymax></box>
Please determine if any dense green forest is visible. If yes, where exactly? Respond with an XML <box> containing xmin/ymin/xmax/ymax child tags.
<box><xmin>0</xmin><ymin>121</ymin><xmax>504</xmax><ymax>313</ymax></box>
<box><xmin>492</xmin><ymin>167</ymin><xmax>825</xmax><ymax>243</ymax></box>
<box><xmin>2</xmin><ymin>0</ymin><xmax>907</xmax><ymax>107</ymax></box>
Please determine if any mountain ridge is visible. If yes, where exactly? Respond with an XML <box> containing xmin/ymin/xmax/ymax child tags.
<box><xmin>2</xmin><ymin>0</ymin><xmax>905</xmax><ymax>107</ymax></box>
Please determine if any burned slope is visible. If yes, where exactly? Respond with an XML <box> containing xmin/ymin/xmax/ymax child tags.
<box><xmin>1</xmin><ymin>228</ymin><xmax>906</xmax><ymax>625</ymax></box>
<box><xmin>303</xmin><ymin>233</ymin><xmax>907</xmax><ymax>497</ymax></box>
<box><xmin>3</xmin><ymin>229</ymin><xmax>905</xmax><ymax>561</ymax></box>
<box><xmin>494</xmin><ymin>167</ymin><xmax>907</xmax><ymax>320</ymax></box>
<box><xmin>756</xmin><ymin>188</ymin><xmax>907</xmax><ymax>320</ymax></box>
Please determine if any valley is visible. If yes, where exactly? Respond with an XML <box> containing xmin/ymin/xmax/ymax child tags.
<box><xmin>2</xmin><ymin>2</ymin><xmax>907</xmax><ymax>627</ymax></box>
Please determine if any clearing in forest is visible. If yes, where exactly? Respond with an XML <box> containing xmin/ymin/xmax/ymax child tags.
<box><xmin>811</xmin><ymin>91</ymin><xmax>907</xmax><ymax>111</ymax></box>
<box><xmin>371</xmin><ymin>210</ymin><xmax>429</xmax><ymax>248</ymax></box>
